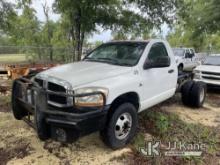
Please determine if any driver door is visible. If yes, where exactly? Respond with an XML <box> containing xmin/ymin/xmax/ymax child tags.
<box><xmin>140</xmin><ymin>42</ymin><xmax>177</xmax><ymax>110</ymax></box>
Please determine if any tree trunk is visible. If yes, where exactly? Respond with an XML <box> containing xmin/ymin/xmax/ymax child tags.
<box><xmin>78</xmin><ymin>31</ymin><xmax>84</xmax><ymax>61</ymax></box>
<box><xmin>49</xmin><ymin>45</ymin><xmax>53</xmax><ymax>61</ymax></box>
<box><xmin>43</xmin><ymin>2</ymin><xmax>53</xmax><ymax>62</ymax></box>
<box><xmin>74</xmin><ymin>8</ymin><xmax>82</xmax><ymax>62</ymax></box>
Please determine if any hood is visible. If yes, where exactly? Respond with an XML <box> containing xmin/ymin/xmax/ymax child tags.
<box><xmin>37</xmin><ymin>61</ymin><xmax>132</xmax><ymax>87</ymax></box>
<box><xmin>195</xmin><ymin>65</ymin><xmax>220</xmax><ymax>73</ymax></box>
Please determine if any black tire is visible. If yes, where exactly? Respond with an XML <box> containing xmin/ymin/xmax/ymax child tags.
<box><xmin>181</xmin><ymin>81</ymin><xmax>194</xmax><ymax>106</ymax></box>
<box><xmin>189</xmin><ymin>81</ymin><xmax>207</xmax><ymax>108</ymax></box>
<box><xmin>11</xmin><ymin>81</ymin><xmax>28</xmax><ymax>120</ymax></box>
<box><xmin>100</xmin><ymin>103</ymin><xmax>138</xmax><ymax>149</ymax></box>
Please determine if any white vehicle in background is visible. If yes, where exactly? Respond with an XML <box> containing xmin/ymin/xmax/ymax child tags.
<box><xmin>194</xmin><ymin>56</ymin><xmax>220</xmax><ymax>87</ymax></box>
<box><xmin>173</xmin><ymin>48</ymin><xmax>198</xmax><ymax>73</ymax></box>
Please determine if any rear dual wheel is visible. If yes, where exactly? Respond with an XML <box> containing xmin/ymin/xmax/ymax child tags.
<box><xmin>181</xmin><ymin>81</ymin><xmax>206</xmax><ymax>108</ymax></box>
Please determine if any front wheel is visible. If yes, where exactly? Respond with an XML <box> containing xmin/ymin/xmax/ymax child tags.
<box><xmin>100</xmin><ymin>103</ymin><xmax>138</xmax><ymax>149</ymax></box>
<box><xmin>11</xmin><ymin>81</ymin><xmax>28</xmax><ymax>120</ymax></box>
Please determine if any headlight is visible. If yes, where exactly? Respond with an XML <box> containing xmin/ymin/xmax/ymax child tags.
<box><xmin>74</xmin><ymin>87</ymin><xmax>108</xmax><ymax>107</ymax></box>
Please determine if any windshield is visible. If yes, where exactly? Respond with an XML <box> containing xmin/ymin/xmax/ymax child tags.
<box><xmin>173</xmin><ymin>48</ymin><xmax>185</xmax><ymax>57</ymax></box>
<box><xmin>84</xmin><ymin>42</ymin><xmax>148</xmax><ymax>66</ymax></box>
<box><xmin>203</xmin><ymin>56</ymin><xmax>220</xmax><ymax>66</ymax></box>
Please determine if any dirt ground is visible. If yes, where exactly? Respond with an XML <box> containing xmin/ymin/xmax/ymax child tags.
<box><xmin>0</xmin><ymin>79</ymin><xmax>220</xmax><ymax>165</ymax></box>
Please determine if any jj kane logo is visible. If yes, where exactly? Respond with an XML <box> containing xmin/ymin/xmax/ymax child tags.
<box><xmin>139</xmin><ymin>141</ymin><xmax>206</xmax><ymax>157</ymax></box>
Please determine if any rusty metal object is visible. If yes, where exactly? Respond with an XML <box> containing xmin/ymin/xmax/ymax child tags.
<box><xmin>0</xmin><ymin>63</ymin><xmax>58</xmax><ymax>80</ymax></box>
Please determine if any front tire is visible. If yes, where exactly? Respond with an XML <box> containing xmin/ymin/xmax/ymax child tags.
<box><xmin>11</xmin><ymin>81</ymin><xmax>28</xmax><ymax>120</ymax></box>
<box><xmin>100</xmin><ymin>103</ymin><xmax>138</xmax><ymax>149</ymax></box>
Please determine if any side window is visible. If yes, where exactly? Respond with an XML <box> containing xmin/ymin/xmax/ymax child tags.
<box><xmin>185</xmin><ymin>49</ymin><xmax>191</xmax><ymax>58</ymax></box>
<box><xmin>148</xmin><ymin>43</ymin><xmax>169</xmax><ymax>62</ymax></box>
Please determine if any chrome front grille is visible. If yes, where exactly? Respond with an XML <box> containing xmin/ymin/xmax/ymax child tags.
<box><xmin>34</xmin><ymin>76</ymin><xmax>73</xmax><ymax>107</ymax></box>
<box><xmin>201</xmin><ymin>71</ymin><xmax>220</xmax><ymax>81</ymax></box>
<box><xmin>201</xmin><ymin>71</ymin><xmax>220</xmax><ymax>76</ymax></box>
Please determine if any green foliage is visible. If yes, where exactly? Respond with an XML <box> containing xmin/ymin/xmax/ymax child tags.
<box><xmin>142</xmin><ymin>111</ymin><xmax>169</xmax><ymax>137</ymax></box>
<box><xmin>53</xmin><ymin>0</ymin><xmax>181</xmax><ymax>61</ymax></box>
<box><xmin>0</xmin><ymin>0</ymin><xmax>15</xmax><ymax>30</ymax></box>
<box><xmin>132</xmin><ymin>133</ymin><xmax>145</xmax><ymax>151</ymax></box>
<box><xmin>169</xmin><ymin>0</ymin><xmax>220</xmax><ymax>52</ymax></box>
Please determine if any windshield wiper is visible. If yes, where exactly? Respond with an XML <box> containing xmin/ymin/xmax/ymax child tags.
<box><xmin>96</xmin><ymin>57</ymin><xmax>118</xmax><ymax>63</ymax></box>
<box><xmin>84</xmin><ymin>57</ymin><xmax>131</xmax><ymax>66</ymax></box>
<box><xmin>97</xmin><ymin>58</ymin><xmax>132</xmax><ymax>66</ymax></box>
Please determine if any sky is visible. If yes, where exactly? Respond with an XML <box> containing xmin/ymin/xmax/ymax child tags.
<box><xmin>12</xmin><ymin>0</ymin><xmax>169</xmax><ymax>42</ymax></box>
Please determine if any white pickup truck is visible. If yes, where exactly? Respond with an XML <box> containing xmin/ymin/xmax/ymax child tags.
<box><xmin>173</xmin><ymin>48</ymin><xmax>198</xmax><ymax>72</ymax></box>
<box><xmin>194</xmin><ymin>55</ymin><xmax>220</xmax><ymax>87</ymax></box>
<box><xmin>12</xmin><ymin>39</ymin><xmax>206</xmax><ymax>149</ymax></box>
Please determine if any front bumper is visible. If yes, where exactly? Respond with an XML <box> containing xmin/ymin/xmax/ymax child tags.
<box><xmin>44</xmin><ymin>106</ymin><xmax>109</xmax><ymax>142</ymax></box>
<box><xmin>13</xmin><ymin>78</ymin><xmax>109</xmax><ymax>142</ymax></box>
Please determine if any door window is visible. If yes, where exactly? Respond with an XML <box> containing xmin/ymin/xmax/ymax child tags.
<box><xmin>147</xmin><ymin>43</ymin><xmax>169</xmax><ymax>62</ymax></box>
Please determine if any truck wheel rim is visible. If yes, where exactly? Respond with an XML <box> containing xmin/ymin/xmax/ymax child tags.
<box><xmin>115</xmin><ymin>113</ymin><xmax>132</xmax><ymax>140</ymax></box>
<box><xmin>200</xmin><ymin>88</ymin><xmax>205</xmax><ymax>103</ymax></box>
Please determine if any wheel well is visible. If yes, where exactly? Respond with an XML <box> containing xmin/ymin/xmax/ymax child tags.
<box><xmin>109</xmin><ymin>92</ymin><xmax>140</xmax><ymax>112</ymax></box>
<box><xmin>178</xmin><ymin>63</ymin><xmax>184</xmax><ymax>68</ymax></box>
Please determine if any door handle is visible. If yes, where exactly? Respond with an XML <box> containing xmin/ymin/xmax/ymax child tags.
<box><xmin>168</xmin><ymin>69</ymin><xmax>174</xmax><ymax>73</ymax></box>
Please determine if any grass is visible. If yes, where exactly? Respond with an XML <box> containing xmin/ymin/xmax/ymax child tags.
<box><xmin>130</xmin><ymin>110</ymin><xmax>220</xmax><ymax>164</ymax></box>
<box><xmin>0</xmin><ymin>54</ymin><xmax>26</xmax><ymax>63</ymax></box>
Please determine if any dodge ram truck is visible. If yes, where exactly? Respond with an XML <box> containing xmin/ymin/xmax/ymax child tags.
<box><xmin>12</xmin><ymin>39</ymin><xmax>207</xmax><ymax>149</ymax></box>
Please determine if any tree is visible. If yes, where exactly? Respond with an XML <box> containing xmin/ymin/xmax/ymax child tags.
<box><xmin>6</xmin><ymin>1</ymin><xmax>40</xmax><ymax>46</ymax></box>
<box><xmin>54</xmin><ymin>0</ymin><xmax>182</xmax><ymax>61</ymax></box>
<box><xmin>42</xmin><ymin>2</ymin><xmax>54</xmax><ymax>61</ymax></box>
<box><xmin>168</xmin><ymin>0</ymin><xmax>220</xmax><ymax>52</ymax></box>
<box><xmin>193</xmin><ymin>0</ymin><xmax>220</xmax><ymax>34</ymax></box>
<box><xmin>0</xmin><ymin>0</ymin><xmax>15</xmax><ymax>31</ymax></box>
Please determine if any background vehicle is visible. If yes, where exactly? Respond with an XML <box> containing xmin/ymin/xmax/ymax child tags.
<box><xmin>12</xmin><ymin>39</ymin><xmax>206</xmax><ymax>149</ymax></box>
<box><xmin>173</xmin><ymin>47</ymin><xmax>198</xmax><ymax>73</ymax></box>
<box><xmin>194</xmin><ymin>55</ymin><xmax>220</xmax><ymax>87</ymax></box>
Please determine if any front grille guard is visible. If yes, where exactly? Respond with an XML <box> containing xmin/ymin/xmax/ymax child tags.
<box><xmin>13</xmin><ymin>77</ymin><xmax>107</xmax><ymax>112</ymax></box>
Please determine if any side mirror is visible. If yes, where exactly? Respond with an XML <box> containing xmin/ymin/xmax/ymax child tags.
<box><xmin>144</xmin><ymin>56</ymin><xmax>171</xmax><ymax>69</ymax></box>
